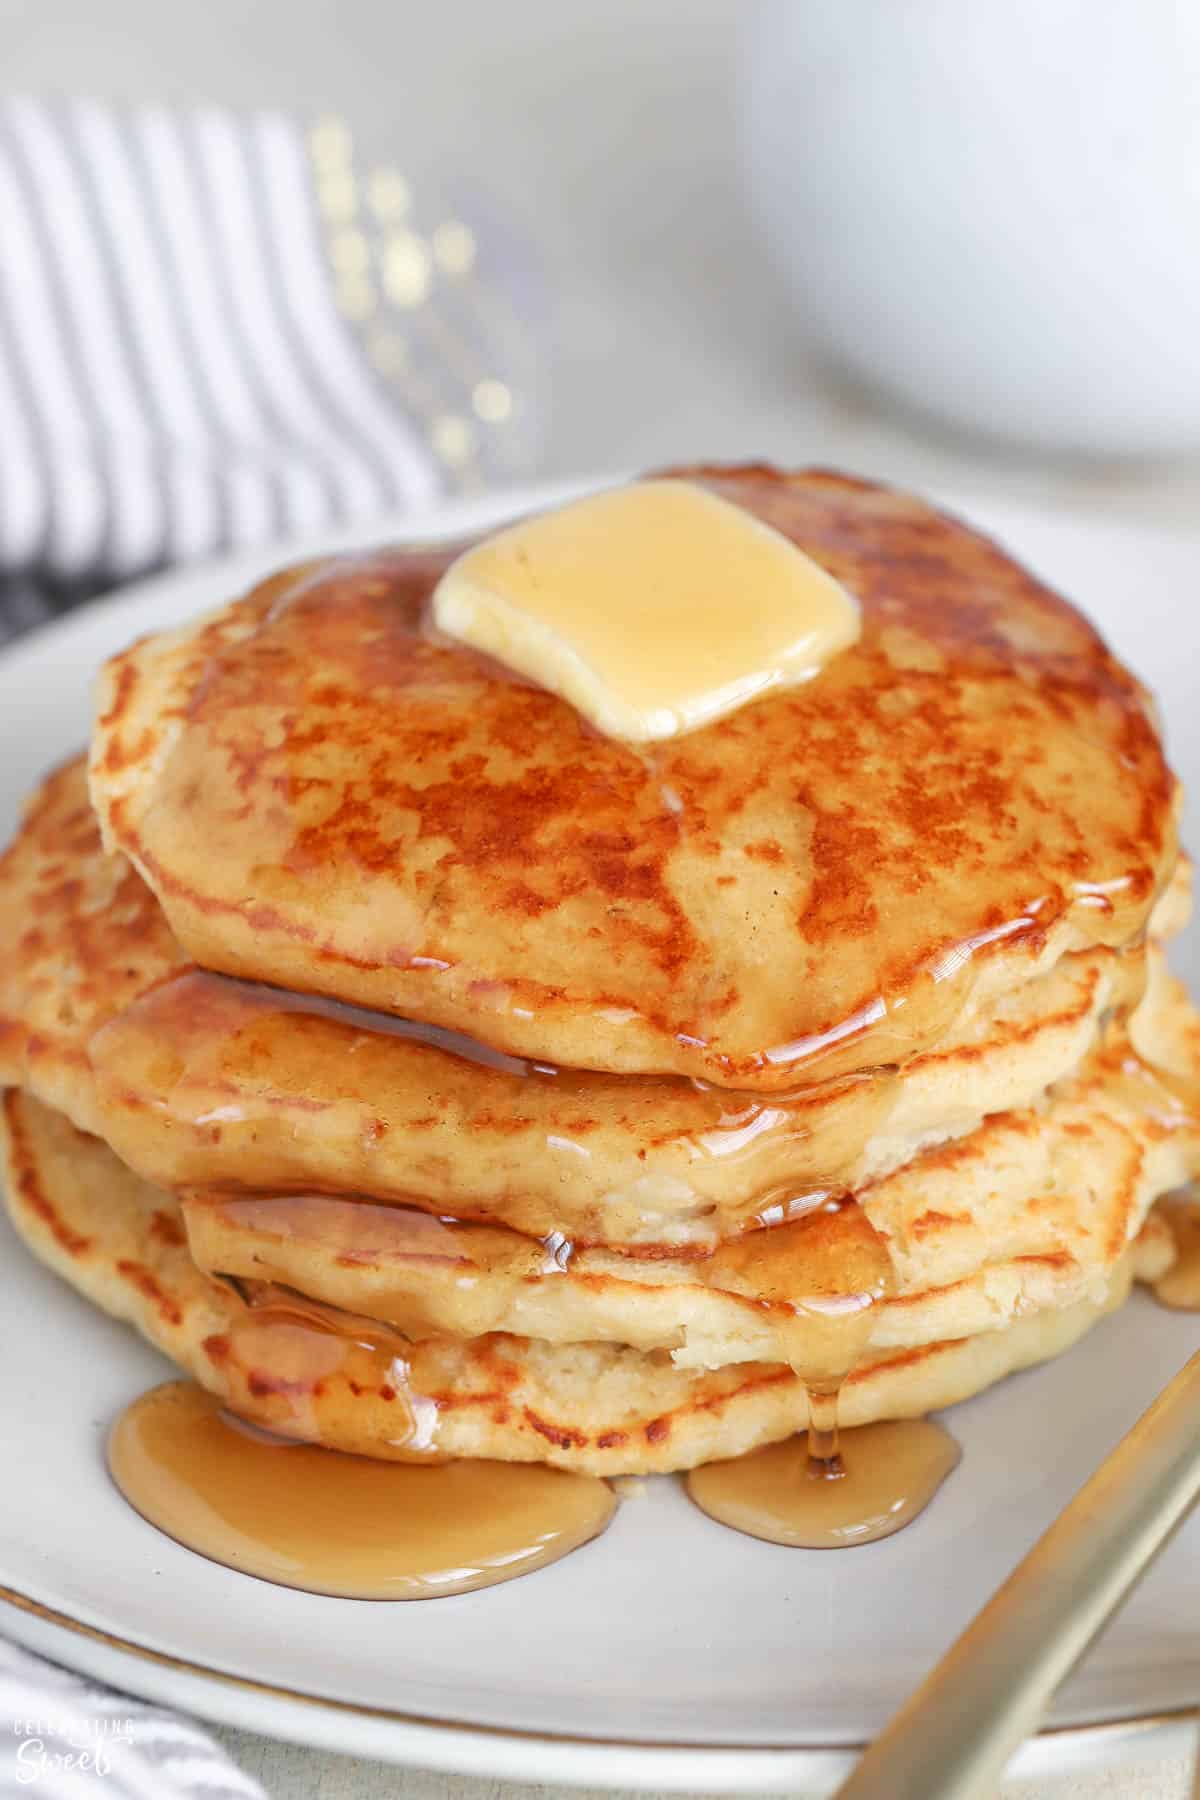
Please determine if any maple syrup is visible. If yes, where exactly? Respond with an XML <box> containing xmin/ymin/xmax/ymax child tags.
<box><xmin>85</xmin><ymin>964</ymin><xmax>895</xmax><ymax>1250</ymax></box>
<box><xmin>707</xmin><ymin>1197</ymin><xmax>893</xmax><ymax>1491</ymax></box>
<box><xmin>686</xmin><ymin>1199</ymin><xmax>962</xmax><ymax>1544</ymax></box>
<box><xmin>692</xmin><ymin>1197</ymin><xmax>930</xmax><ymax>1539</ymax></box>
<box><xmin>703</xmin><ymin>1197</ymin><xmax>893</xmax><ymax>1391</ymax></box>
<box><xmin>685</xmin><ymin>1419</ymin><xmax>961</xmax><ymax>1549</ymax></box>
<box><xmin>108</xmin><ymin>1382</ymin><xmax>615</xmax><ymax>1599</ymax></box>
<box><xmin>205</xmin><ymin>1193</ymin><xmax>907</xmax><ymax>1540</ymax></box>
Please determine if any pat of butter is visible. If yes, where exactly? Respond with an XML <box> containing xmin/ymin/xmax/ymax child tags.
<box><xmin>431</xmin><ymin>479</ymin><xmax>861</xmax><ymax>742</ymax></box>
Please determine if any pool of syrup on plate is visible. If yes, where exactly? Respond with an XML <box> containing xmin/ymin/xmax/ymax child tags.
<box><xmin>107</xmin><ymin>1198</ymin><xmax>964</xmax><ymax>1593</ymax></box>
<box><xmin>105</xmin><ymin>984</ymin><xmax>1200</xmax><ymax>1594</ymax></box>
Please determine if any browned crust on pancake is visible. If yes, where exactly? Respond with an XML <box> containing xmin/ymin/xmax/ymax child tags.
<box><xmin>0</xmin><ymin>754</ymin><xmax>187</xmax><ymax>1080</ymax></box>
<box><xmin>9</xmin><ymin>758</ymin><xmax>1187</xmax><ymax>1253</ymax></box>
<box><xmin>0</xmin><ymin>1090</ymin><xmax>1177</xmax><ymax>1473</ymax></box>
<box><xmin>90</xmin><ymin>467</ymin><xmax>1179</xmax><ymax>1088</ymax></box>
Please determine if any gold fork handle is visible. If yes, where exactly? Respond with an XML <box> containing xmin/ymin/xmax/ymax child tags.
<box><xmin>836</xmin><ymin>1349</ymin><xmax>1200</xmax><ymax>1800</ymax></box>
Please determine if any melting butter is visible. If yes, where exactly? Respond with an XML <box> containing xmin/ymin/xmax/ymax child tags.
<box><xmin>432</xmin><ymin>479</ymin><xmax>861</xmax><ymax>742</ymax></box>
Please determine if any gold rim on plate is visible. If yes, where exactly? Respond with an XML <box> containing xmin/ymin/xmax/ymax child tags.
<box><xmin>1</xmin><ymin>1578</ymin><xmax>1193</xmax><ymax>1764</ymax></box>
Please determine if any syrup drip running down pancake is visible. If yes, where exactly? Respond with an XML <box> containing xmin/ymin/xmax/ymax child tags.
<box><xmin>3</xmin><ymin>766</ymin><xmax>1200</xmax><ymax>1379</ymax></box>
<box><xmin>0</xmin><ymin>760</ymin><xmax>1191</xmax><ymax>1255</ymax></box>
<box><xmin>90</xmin><ymin>467</ymin><xmax>1179</xmax><ymax>1090</ymax></box>
<box><xmin>3</xmin><ymin>463</ymin><xmax>1200</xmax><ymax>1576</ymax></box>
<box><xmin>0</xmin><ymin>1088</ymin><xmax>1179</xmax><ymax>1476</ymax></box>
<box><xmin>686</xmin><ymin>1419</ymin><xmax>962</xmax><ymax>1549</ymax></box>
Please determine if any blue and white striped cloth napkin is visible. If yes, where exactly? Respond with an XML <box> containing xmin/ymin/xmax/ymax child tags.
<box><xmin>0</xmin><ymin>95</ymin><xmax>543</xmax><ymax>642</ymax></box>
<box><xmin>0</xmin><ymin>1639</ymin><xmax>265</xmax><ymax>1798</ymax></box>
<box><xmin>0</xmin><ymin>93</ymin><xmax>544</xmax><ymax>1796</ymax></box>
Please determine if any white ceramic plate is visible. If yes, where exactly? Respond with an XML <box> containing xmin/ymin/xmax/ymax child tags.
<box><xmin>2</xmin><ymin>484</ymin><xmax>1200</xmax><ymax>1794</ymax></box>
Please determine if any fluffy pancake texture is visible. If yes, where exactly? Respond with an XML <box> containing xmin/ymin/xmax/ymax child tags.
<box><xmin>1</xmin><ymin>766</ymin><xmax>1196</xmax><ymax>1367</ymax></box>
<box><xmin>177</xmin><ymin>1007</ymin><xmax>1198</xmax><ymax>1369</ymax></box>
<box><xmin>2</xmin><ymin>769</ymin><xmax>1198</xmax><ymax>1385</ymax></box>
<box><xmin>89</xmin><ymin>467</ymin><xmax>1179</xmax><ymax>1089</ymax></box>
<box><xmin>1</xmin><ymin>758</ymin><xmax>1191</xmax><ymax>1252</ymax></box>
<box><xmin>2</xmin><ymin>465</ymin><xmax>1198</xmax><ymax>1477</ymax></box>
<box><xmin>154</xmin><ymin>948</ymin><xmax>1200</xmax><ymax>1368</ymax></box>
<box><xmin>0</xmin><ymin>1089</ymin><xmax>1174</xmax><ymax>1475</ymax></box>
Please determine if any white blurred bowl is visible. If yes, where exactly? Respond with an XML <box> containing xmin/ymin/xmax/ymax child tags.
<box><xmin>739</xmin><ymin>0</ymin><xmax>1200</xmax><ymax>456</ymax></box>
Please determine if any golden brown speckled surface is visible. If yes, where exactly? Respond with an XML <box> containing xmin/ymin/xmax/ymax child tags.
<box><xmin>2</xmin><ymin>758</ymin><xmax>1190</xmax><ymax>1254</ymax></box>
<box><xmin>0</xmin><ymin>1087</ymin><xmax>1172</xmax><ymax>1475</ymax></box>
<box><xmin>89</xmin><ymin>467</ymin><xmax>1180</xmax><ymax>1088</ymax></box>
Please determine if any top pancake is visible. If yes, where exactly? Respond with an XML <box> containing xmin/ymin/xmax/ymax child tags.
<box><xmin>90</xmin><ymin>466</ymin><xmax>1178</xmax><ymax>1088</ymax></box>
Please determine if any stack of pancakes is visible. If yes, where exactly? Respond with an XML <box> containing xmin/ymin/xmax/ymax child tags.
<box><xmin>2</xmin><ymin>466</ymin><xmax>1199</xmax><ymax>1474</ymax></box>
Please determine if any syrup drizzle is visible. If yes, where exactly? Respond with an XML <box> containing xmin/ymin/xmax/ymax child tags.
<box><xmin>704</xmin><ymin>1197</ymin><xmax>893</xmax><ymax>1400</ymax></box>
<box><xmin>685</xmin><ymin>1419</ymin><xmax>961</xmax><ymax>1549</ymax></box>
<box><xmin>109</xmin><ymin>964</ymin><xmax>1200</xmax><ymax>1572</ymax></box>
<box><xmin>202</xmin><ymin>1188</ymin><xmax>901</xmax><ymax>1501</ymax></box>
<box><xmin>108</xmin><ymin>1382</ymin><xmax>615</xmax><ymax>1599</ymax></box>
<box><xmin>84</xmin><ymin>931</ymin><xmax>1157</xmax><ymax>1253</ymax></box>
<box><xmin>185</xmin><ymin>1193</ymin><xmax>570</xmax><ymax>1343</ymax></box>
<box><xmin>115</xmin><ymin>520</ymin><xmax>1178</xmax><ymax>1092</ymax></box>
<box><xmin>123</xmin><ymin>1204</ymin><xmax>945</xmax><ymax>1574</ymax></box>
<box><xmin>681</xmin><ymin>1197</ymin><xmax>959</xmax><ymax>1541</ymax></box>
<box><xmin>86</xmin><ymin>965</ymin><xmax>898</xmax><ymax>1247</ymax></box>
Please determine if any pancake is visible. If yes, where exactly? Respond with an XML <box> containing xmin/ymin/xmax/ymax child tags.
<box><xmin>0</xmin><ymin>1088</ymin><xmax>1173</xmax><ymax>1475</ymax></box>
<box><xmin>177</xmin><ymin>956</ymin><xmax>1200</xmax><ymax>1368</ymax></box>
<box><xmin>3</xmin><ymin>760</ymin><xmax>1196</xmax><ymax>1377</ymax></box>
<box><xmin>89</xmin><ymin>466</ymin><xmax>1179</xmax><ymax>1091</ymax></box>
<box><xmin>2</xmin><ymin>759</ymin><xmax>1191</xmax><ymax>1251</ymax></box>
